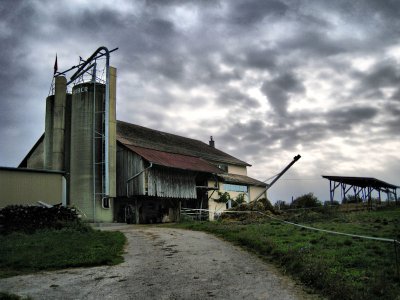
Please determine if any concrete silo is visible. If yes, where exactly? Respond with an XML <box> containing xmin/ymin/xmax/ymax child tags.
<box><xmin>44</xmin><ymin>76</ymin><xmax>69</xmax><ymax>171</ymax></box>
<box><xmin>70</xmin><ymin>83</ymin><xmax>104</xmax><ymax>221</ymax></box>
<box><xmin>69</xmin><ymin>67</ymin><xmax>116</xmax><ymax>222</ymax></box>
<box><xmin>43</xmin><ymin>47</ymin><xmax>117</xmax><ymax>222</ymax></box>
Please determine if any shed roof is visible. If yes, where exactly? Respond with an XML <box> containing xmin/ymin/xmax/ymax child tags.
<box><xmin>322</xmin><ymin>175</ymin><xmax>398</xmax><ymax>190</ymax></box>
<box><xmin>123</xmin><ymin>144</ymin><xmax>223</xmax><ymax>174</ymax></box>
<box><xmin>218</xmin><ymin>173</ymin><xmax>267</xmax><ymax>187</ymax></box>
<box><xmin>117</xmin><ymin>121</ymin><xmax>250</xmax><ymax>167</ymax></box>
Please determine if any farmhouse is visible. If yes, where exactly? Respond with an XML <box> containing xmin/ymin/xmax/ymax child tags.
<box><xmin>4</xmin><ymin>47</ymin><xmax>267</xmax><ymax>223</ymax></box>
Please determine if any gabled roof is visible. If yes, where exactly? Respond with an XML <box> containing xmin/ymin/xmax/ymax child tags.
<box><xmin>18</xmin><ymin>134</ymin><xmax>44</xmax><ymax>168</ymax></box>
<box><xmin>116</xmin><ymin>120</ymin><xmax>250</xmax><ymax>166</ymax></box>
<box><xmin>123</xmin><ymin>144</ymin><xmax>223</xmax><ymax>174</ymax></box>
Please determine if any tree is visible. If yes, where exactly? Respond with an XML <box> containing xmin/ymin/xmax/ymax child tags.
<box><xmin>291</xmin><ymin>193</ymin><xmax>321</xmax><ymax>208</ymax></box>
<box><xmin>274</xmin><ymin>200</ymin><xmax>290</xmax><ymax>210</ymax></box>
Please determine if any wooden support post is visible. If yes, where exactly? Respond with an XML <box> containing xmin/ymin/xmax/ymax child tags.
<box><xmin>135</xmin><ymin>199</ymin><xmax>140</xmax><ymax>224</ymax></box>
<box><xmin>341</xmin><ymin>183</ymin><xmax>346</xmax><ymax>202</ymax></box>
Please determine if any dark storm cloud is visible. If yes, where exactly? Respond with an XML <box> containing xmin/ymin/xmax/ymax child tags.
<box><xmin>278</xmin><ymin>30</ymin><xmax>351</xmax><ymax>57</ymax></box>
<box><xmin>0</xmin><ymin>1</ymin><xmax>45</xmax><ymax>164</ymax></box>
<box><xmin>217</xmin><ymin>90</ymin><xmax>260</xmax><ymax>108</ymax></box>
<box><xmin>0</xmin><ymin>1</ymin><xmax>36</xmax><ymax>92</ymax></box>
<box><xmin>228</xmin><ymin>0</ymin><xmax>288</xmax><ymax>25</ymax></box>
<box><xmin>58</xmin><ymin>8</ymin><xmax>127</xmax><ymax>33</ymax></box>
<box><xmin>380</xmin><ymin>102</ymin><xmax>400</xmax><ymax>135</ymax></box>
<box><xmin>356</xmin><ymin>60</ymin><xmax>400</xmax><ymax>91</ymax></box>
<box><xmin>217</xmin><ymin>102</ymin><xmax>381</xmax><ymax>163</ymax></box>
<box><xmin>1</xmin><ymin>0</ymin><xmax>400</xmax><ymax>200</ymax></box>
<box><xmin>0</xmin><ymin>2</ymin><xmax>36</xmax><ymax>120</ymax></box>
<box><xmin>325</xmin><ymin>106</ymin><xmax>378</xmax><ymax>129</ymax></box>
<box><xmin>244</xmin><ymin>48</ymin><xmax>277</xmax><ymax>70</ymax></box>
<box><xmin>261</xmin><ymin>72</ymin><xmax>305</xmax><ymax>116</ymax></box>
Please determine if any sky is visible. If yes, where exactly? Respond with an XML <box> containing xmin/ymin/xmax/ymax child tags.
<box><xmin>1</xmin><ymin>0</ymin><xmax>399</xmax><ymax>203</ymax></box>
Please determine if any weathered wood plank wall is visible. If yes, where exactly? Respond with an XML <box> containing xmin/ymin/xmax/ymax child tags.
<box><xmin>148</xmin><ymin>168</ymin><xmax>197</xmax><ymax>199</ymax></box>
<box><xmin>116</xmin><ymin>145</ymin><xmax>145</xmax><ymax>196</ymax></box>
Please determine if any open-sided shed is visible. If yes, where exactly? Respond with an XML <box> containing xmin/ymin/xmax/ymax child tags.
<box><xmin>322</xmin><ymin>175</ymin><xmax>398</xmax><ymax>204</ymax></box>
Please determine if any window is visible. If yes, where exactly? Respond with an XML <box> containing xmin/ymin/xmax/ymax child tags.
<box><xmin>223</xmin><ymin>184</ymin><xmax>248</xmax><ymax>193</ymax></box>
<box><xmin>218</xmin><ymin>164</ymin><xmax>228</xmax><ymax>172</ymax></box>
<box><xmin>102</xmin><ymin>197</ymin><xmax>111</xmax><ymax>209</ymax></box>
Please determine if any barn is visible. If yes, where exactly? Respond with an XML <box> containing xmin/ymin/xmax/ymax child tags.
<box><xmin>5</xmin><ymin>47</ymin><xmax>267</xmax><ymax>223</ymax></box>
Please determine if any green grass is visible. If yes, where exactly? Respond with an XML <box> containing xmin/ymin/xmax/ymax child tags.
<box><xmin>0</xmin><ymin>292</ymin><xmax>32</xmax><ymax>300</ymax></box>
<box><xmin>173</xmin><ymin>207</ymin><xmax>400</xmax><ymax>300</ymax></box>
<box><xmin>0</xmin><ymin>224</ymin><xmax>126</xmax><ymax>278</ymax></box>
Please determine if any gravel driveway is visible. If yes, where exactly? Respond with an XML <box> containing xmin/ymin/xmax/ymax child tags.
<box><xmin>0</xmin><ymin>225</ymin><xmax>319</xmax><ymax>299</ymax></box>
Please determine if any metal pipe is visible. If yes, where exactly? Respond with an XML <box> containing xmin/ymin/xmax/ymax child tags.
<box><xmin>68</xmin><ymin>47</ymin><xmax>118</xmax><ymax>81</ymax></box>
<box><xmin>93</xmin><ymin>78</ymin><xmax>96</xmax><ymax>222</ymax></box>
<box><xmin>126</xmin><ymin>162</ymin><xmax>153</xmax><ymax>197</ymax></box>
<box><xmin>268</xmin><ymin>154</ymin><xmax>301</xmax><ymax>188</ymax></box>
<box><xmin>105</xmin><ymin>56</ymin><xmax>110</xmax><ymax>198</ymax></box>
<box><xmin>253</xmin><ymin>154</ymin><xmax>301</xmax><ymax>202</ymax></box>
<box><xmin>55</xmin><ymin>49</ymin><xmax>110</xmax><ymax>77</ymax></box>
<box><xmin>66</xmin><ymin>63</ymin><xmax>95</xmax><ymax>85</ymax></box>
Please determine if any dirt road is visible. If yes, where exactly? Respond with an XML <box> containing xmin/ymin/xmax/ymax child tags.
<box><xmin>0</xmin><ymin>226</ymin><xmax>318</xmax><ymax>299</ymax></box>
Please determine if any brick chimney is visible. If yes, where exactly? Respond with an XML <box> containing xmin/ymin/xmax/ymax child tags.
<box><xmin>209</xmin><ymin>136</ymin><xmax>215</xmax><ymax>148</ymax></box>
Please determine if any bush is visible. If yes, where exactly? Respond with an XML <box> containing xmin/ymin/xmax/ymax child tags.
<box><xmin>291</xmin><ymin>193</ymin><xmax>321</xmax><ymax>209</ymax></box>
<box><xmin>214</xmin><ymin>192</ymin><xmax>231</xmax><ymax>203</ymax></box>
<box><xmin>343</xmin><ymin>195</ymin><xmax>363</xmax><ymax>204</ymax></box>
<box><xmin>0</xmin><ymin>205</ymin><xmax>79</xmax><ymax>234</ymax></box>
<box><xmin>258</xmin><ymin>198</ymin><xmax>275</xmax><ymax>212</ymax></box>
<box><xmin>274</xmin><ymin>200</ymin><xmax>290</xmax><ymax>211</ymax></box>
<box><xmin>234</xmin><ymin>193</ymin><xmax>246</xmax><ymax>205</ymax></box>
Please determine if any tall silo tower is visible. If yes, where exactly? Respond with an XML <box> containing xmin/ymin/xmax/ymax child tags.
<box><xmin>49</xmin><ymin>47</ymin><xmax>117</xmax><ymax>222</ymax></box>
<box><xmin>44</xmin><ymin>76</ymin><xmax>70</xmax><ymax>171</ymax></box>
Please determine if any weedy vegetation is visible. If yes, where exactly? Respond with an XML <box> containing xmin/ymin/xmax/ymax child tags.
<box><xmin>174</xmin><ymin>206</ymin><xmax>400</xmax><ymax>300</ymax></box>
<box><xmin>0</xmin><ymin>205</ymin><xmax>126</xmax><ymax>278</ymax></box>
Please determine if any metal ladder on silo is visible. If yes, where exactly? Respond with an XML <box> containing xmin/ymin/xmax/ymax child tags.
<box><xmin>92</xmin><ymin>62</ymin><xmax>107</xmax><ymax>208</ymax></box>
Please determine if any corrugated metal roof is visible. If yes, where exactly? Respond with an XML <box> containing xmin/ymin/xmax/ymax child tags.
<box><xmin>322</xmin><ymin>175</ymin><xmax>399</xmax><ymax>189</ymax></box>
<box><xmin>116</xmin><ymin>121</ymin><xmax>250</xmax><ymax>166</ymax></box>
<box><xmin>218</xmin><ymin>173</ymin><xmax>267</xmax><ymax>187</ymax></box>
<box><xmin>124</xmin><ymin>144</ymin><xmax>223</xmax><ymax>174</ymax></box>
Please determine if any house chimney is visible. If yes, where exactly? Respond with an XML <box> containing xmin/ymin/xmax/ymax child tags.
<box><xmin>209</xmin><ymin>136</ymin><xmax>215</xmax><ymax>148</ymax></box>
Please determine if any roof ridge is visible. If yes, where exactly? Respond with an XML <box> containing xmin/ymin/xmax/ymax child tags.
<box><xmin>116</xmin><ymin>120</ymin><xmax>250</xmax><ymax>166</ymax></box>
<box><xmin>117</xmin><ymin>120</ymin><xmax>209</xmax><ymax>145</ymax></box>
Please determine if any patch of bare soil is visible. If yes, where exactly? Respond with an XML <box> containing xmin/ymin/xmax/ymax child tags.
<box><xmin>0</xmin><ymin>226</ymin><xmax>321</xmax><ymax>299</ymax></box>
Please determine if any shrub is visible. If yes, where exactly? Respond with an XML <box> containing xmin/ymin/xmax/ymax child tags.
<box><xmin>258</xmin><ymin>198</ymin><xmax>275</xmax><ymax>212</ymax></box>
<box><xmin>0</xmin><ymin>205</ymin><xmax>79</xmax><ymax>234</ymax></box>
<box><xmin>214</xmin><ymin>192</ymin><xmax>231</xmax><ymax>203</ymax></box>
<box><xmin>274</xmin><ymin>200</ymin><xmax>290</xmax><ymax>211</ymax></box>
<box><xmin>343</xmin><ymin>195</ymin><xmax>363</xmax><ymax>204</ymax></box>
<box><xmin>291</xmin><ymin>193</ymin><xmax>322</xmax><ymax>209</ymax></box>
<box><xmin>234</xmin><ymin>193</ymin><xmax>246</xmax><ymax>205</ymax></box>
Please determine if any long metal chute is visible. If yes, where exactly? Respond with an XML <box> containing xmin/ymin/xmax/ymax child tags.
<box><xmin>253</xmin><ymin>154</ymin><xmax>301</xmax><ymax>202</ymax></box>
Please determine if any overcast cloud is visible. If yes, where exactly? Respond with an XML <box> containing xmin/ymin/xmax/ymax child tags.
<box><xmin>1</xmin><ymin>0</ymin><xmax>399</xmax><ymax>202</ymax></box>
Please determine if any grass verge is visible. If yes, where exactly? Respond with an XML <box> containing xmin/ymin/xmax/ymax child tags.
<box><xmin>0</xmin><ymin>224</ymin><xmax>126</xmax><ymax>278</ymax></box>
<box><xmin>0</xmin><ymin>292</ymin><xmax>32</xmax><ymax>300</ymax></box>
<box><xmin>173</xmin><ymin>207</ymin><xmax>400</xmax><ymax>300</ymax></box>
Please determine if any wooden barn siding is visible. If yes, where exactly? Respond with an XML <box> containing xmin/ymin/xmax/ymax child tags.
<box><xmin>116</xmin><ymin>145</ymin><xmax>145</xmax><ymax>196</ymax></box>
<box><xmin>148</xmin><ymin>168</ymin><xmax>197</xmax><ymax>199</ymax></box>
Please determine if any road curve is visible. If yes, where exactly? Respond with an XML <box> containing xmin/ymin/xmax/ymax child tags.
<box><xmin>0</xmin><ymin>226</ymin><xmax>319</xmax><ymax>299</ymax></box>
